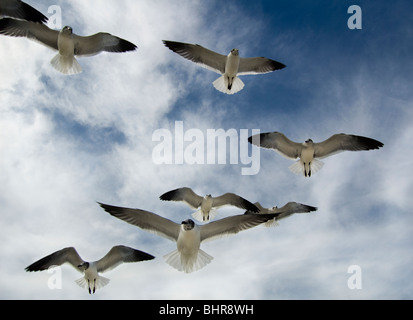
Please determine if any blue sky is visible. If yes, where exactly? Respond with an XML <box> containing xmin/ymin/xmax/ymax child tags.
<box><xmin>0</xmin><ymin>0</ymin><xmax>412</xmax><ymax>300</ymax></box>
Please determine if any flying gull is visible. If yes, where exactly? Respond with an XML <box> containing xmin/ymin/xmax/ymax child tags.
<box><xmin>159</xmin><ymin>187</ymin><xmax>260</xmax><ymax>222</ymax></box>
<box><xmin>0</xmin><ymin>18</ymin><xmax>137</xmax><ymax>74</ymax></box>
<box><xmin>25</xmin><ymin>245</ymin><xmax>155</xmax><ymax>294</ymax></box>
<box><xmin>98</xmin><ymin>202</ymin><xmax>280</xmax><ymax>273</ymax></box>
<box><xmin>163</xmin><ymin>40</ymin><xmax>285</xmax><ymax>95</ymax></box>
<box><xmin>0</xmin><ymin>0</ymin><xmax>47</xmax><ymax>23</ymax></box>
<box><xmin>248</xmin><ymin>132</ymin><xmax>384</xmax><ymax>177</ymax></box>
<box><xmin>245</xmin><ymin>202</ymin><xmax>317</xmax><ymax>227</ymax></box>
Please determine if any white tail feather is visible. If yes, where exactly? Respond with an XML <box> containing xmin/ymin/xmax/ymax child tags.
<box><xmin>192</xmin><ymin>208</ymin><xmax>217</xmax><ymax>222</ymax></box>
<box><xmin>50</xmin><ymin>53</ymin><xmax>82</xmax><ymax>75</ymax></box>
<box><xmin>289</xmin><ymin>159</ymin><xmax>324</xmax><ymax>177</ymax></box>
<box><xmin>264</xmin><ymin>218</ymin><xmax>280</xmax><ymax>228</ymax></box>
<box><xmin>213</xmin><ymin>75</ymin><xmax>244</xmax><ymax>94</ymax></box>
<box><xmin>164</xmin><ymin>249</ymin><xmax>213</xmax><ymax>273</ymax></box>
<box><xmin>75</xmin><ymin>276</ymin><xmax>110</xmax><ymax>293</ymax></box>
<box><xmin>310</xmin><ymin>159</ymin><xmax>324</xmax><ymax>175</ymax></box>
<box><xmin>289</xmin><ymin>161</ymin><xmax>304</xmax><ymax>176</ymax></box>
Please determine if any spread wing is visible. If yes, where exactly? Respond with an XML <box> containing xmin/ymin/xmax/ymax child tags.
<box><xmin>200</xmin><ymin>213</ymin><xmax>280</xmax><ymax>242</ymax></box>
<box><xmin>314</xmin><ymin>134</ymin><xmax>384</xmax><ymax>159</ymax></box>
<box><xmin>272</xmin><ymin>202</ymin><xmax>318</xmax><ymax>218</ymax></box>
<box><xmin>0</xmin><ymin>18</ymin><xmax>58</xmax><ymax>49</ymax></box>
<box><xmin>212</xmin><ymin>193</ymin><xmax>259</xmax><ymax>212</ymax></box>
<box><xmin>159</xmin><ymin>187</ymin><xmax>204</xmax><ymax>209</ymax></box>
<box><xmin>98</xmin><ymin>202</ymin><xmax>180</xmax><ymax>242</ymax></box>
<box><xmin>244</xmin><ymin>202</ymin><xmax>317</xmax><ymax>227</ymax></box>
<box><xmin>25</xmin><ymin>247</ymin><xmax>84</xmax><ymax>272</ymax></box>
<box><xmin>73</xmin><ymin>32</ymin><xmax>137</xmax><ymax>56</ymax></box>
<box><xmin>248</xmin><ymin>132</ymin><xmax>302</xmax><ymax>159</ymax></box>
<box><xmin>0</xmin><ymin>0</ymin><xmax>48</xmax><ymax>23</ymax></box>
<box><xmin>163</xmin><ymin>40</ymin><xmax>226</xmax><ymax>74</ymax></box>
<box><xmin>95</xmin><ymin>245</ymin><xmax>155</xmax><ymax>273</ymax></box>
<box><xmin>238</xmin><ymin>57</ymin><xmax>286</xmax><ymax>75</ymax></box>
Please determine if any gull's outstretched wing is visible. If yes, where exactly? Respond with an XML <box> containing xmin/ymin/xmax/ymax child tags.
<box><xmin>200</xmin><ymin>213</ymin><xmax>279</xmax><ymax>242</ymax></box>
<box><xmin>272</xmin><ymin>202</ymin><xmax>317</xmax><ymax>218</ymax></box>
<box><xmin>314</xmin><ymin>134</ymin><xmax>384</xmax><ymax>159</ymax></box>
<box><xmin>25</xmin><ymin>247</ymin><xmax>84</xmax><ymax>272</ymax></box>
<box><xmin>163</xmin><ymin>40</ymin><xmax>227</xmax><ymax>74</ymax></box>
<box><xmin>95</xmin><ymin>245</ymin><xmax>155</xmax><ymax>273</ymax></box>
<box><xmin>160</xmin><ymin>187</ymin><xmax>204</xmax><ymax>209</ymax></box>
<box><xmin>244</xmin><ymin>202</ymin><xmax>317</xmax><ymax>227</ymax></box>
<box><xmin>73</xmin><ymin>33</ymin><xmax>137</xmax><ymax>56</ymax></box>
<box><xmin>98</xmin><ymin>202</ymin><xmax>180</xmax><ymax>242</ymax></box>
<box><xmin>0</xmin><ymin>18</ymin><xmax>58</xmax><ymax>49</ymax></box>
<box><xmin>249</xmin><ymin>132</ymin><xmax>302</xmax><ymax>159</ymax></box>
<box><xmin>212</xmin><ymin>193</ymin><xmax>259</xmax><ymax>212</ymax></box>
<box><xmin>238</xmin><ymin>57</ymin><xmax>285</xmax><ymax>75</ymax></box>
<box><xmin>0</xmin><ymin>0</ymin><xmax>48</xmax><ymax>23</ymax></box>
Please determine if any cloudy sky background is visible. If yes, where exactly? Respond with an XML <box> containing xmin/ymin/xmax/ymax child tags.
<box><xmin>0</xmin><ymin>0</ymin><xmax>412</xmax><ymax>300</ymax></box>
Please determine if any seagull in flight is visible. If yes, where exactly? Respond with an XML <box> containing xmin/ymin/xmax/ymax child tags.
<box><xmin>248</xmin><ymin>132</ymin><xmax>384</xmax><ymax>177</ymax></box>
<box><xmin>0</xmin><ymin>18</ymin><xmax>137</xmax><ymax>74</ymax></box>
<box><xmin>245</xmin><ymin>202</ymin><xmax>317</xmax><ymax>227</ymax></box>
<box><xmin>98</xmin><ymin>202</ymin><xmax>280</xmax><ymax>273</ymax></box>
<box><xmin>163</xmin><ymin>40</ymin><xmax>285</xmax><ymax>95</ymax></box>
<box><xmin>159</xmin><ymin>187</ymin><xmax>260</xmax><ymax>222</ymax></box>
<box><xmin>0</xmin><ymin>0</ymin><xmax>47</xmax><ymax>23</ymax></box>
<box><xmin>25</xmin><ymin>246</ymin><xmax>155</xmax><ymax>294</ymax></box>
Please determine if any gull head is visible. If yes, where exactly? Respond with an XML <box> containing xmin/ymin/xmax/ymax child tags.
<box><xmin>61</xmin><ymin>26</ymin><xmax>73</xmax><ymax>35</ymax></box>
<box><xmin>77</xmin><ymin>262</ymin><xmax>89</xmax><ymax>271</ymax></box>
<box><xmin>230</xmin><ymin>48</ymin><xmax>239</xmax><ymax>56</ymax></box>
<box><xmin>205</xmin><ymin>194</ymin><xmax>212</xmax><ymax>199</ymax></box>
<box><xmin>181</xmin><ymin>219</ymin><xmax>195</xmax><ymax>231</ymax></box>
<box><xmin>304</xmin><ymin>138</ymin><xmax>314</xmax><ymax>145</ymax></box>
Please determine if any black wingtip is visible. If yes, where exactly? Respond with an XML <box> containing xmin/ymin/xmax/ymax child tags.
<box><xmin>136</xmin><ymin>251</ymin><xmax>156</xmax><ymax>262</ymax></box>
<box><xmin>117</xmin><ymin>38</ymin><xmax>138</xmax><ymax>52</ymax></box>
<box><xmin>0</xmin><ymin>18</ymin><xmax>12</xmax><ymax>32</ymax></box>
<box><xmin>24</xmin><ymin>261</ymin><xmax>44</xmax><ymax>272</ymax></box>
<box><xmin>97</xmin><ymin>201</ymin><xmax>115</xmax><ymax>214</ymax></box>
<box><xmin>354</xmin><ymin>135</ymin><xmax>384</xmax><ymax>151</ymax></box>
<box><xmin>159</xmin><ymin>192</ymin><xmax>171</xmax><ymax>201</ymax></box>
<box><xmin>159</xmin><ymin>188</ymin><xmax>181</xmax><ymax>201</ymax></box>
<box><xmin>270</xmin><ymin>59</ymin><xmax>286</xmax><ymax>71</ymax></box>
<box><xmin>162</xmin><ymin>40</ymin><xmax>189</xmax><ymax>54</ymax></box>
<box><xmin>19</xmin><ymin>2</ymin><xmax>48</xmax><ymax>23</ymax></box>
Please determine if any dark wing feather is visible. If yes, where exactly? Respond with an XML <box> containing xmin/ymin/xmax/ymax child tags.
<box><xmin>248</xmin><ymin>132</ymin><xmax>302</xmax><ymax>159</ymax></box>
<box><xmin>238</xmin><ymin>57</ymin><xmax>286</xmax><ymax>75</ymax></box>
<box><xmin>25</xmin><ymin>247</ymin><xmax>84</xmax><ymax>272</ymax></box>
<box><xmin>96</xmin><ymin>245</ymin><xmax>155</xmax><ymax>273</ymax></box>
<box><xmin>314</xmin><ymin>134</ymin><xmax>384</xmax><ymax>159</ymax></box>
<box><xmin>200</xmin><ymin>213</ymin><xmax>280</xmax><ymax>242</ymax></box>
<box><xmin>0</xmin><ymin>0</ymin><xmax>48</xmax><ymax>23</ymax></box>
<box><xmin>212</xmin><ymin>193</ymin><xmax>259</xmax><ymax>212</ymax></box>
<box><xmin>159</xmin><ymin>187</ymin><xmax>203</xmax><ymax>209</ymax></box>
<box><xmin>0</xmin><ymin>18</ymin><xmax>58</xmax><ymax>49</ymax></box>
<box><xmin>163</xmin><ymin>40</ymin><xmax>226</xmax><ymax>74</ymax></box>
<box><xmin>74</xmin><ymin>33</ymin><xmax>137</xmax><ymax>56</ymax></box>
<box><xmin>98</xmin><ymin>202</ymin><xmax>180</xmax><ymax>242</ymax></box>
